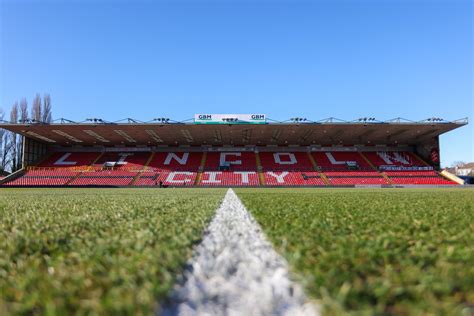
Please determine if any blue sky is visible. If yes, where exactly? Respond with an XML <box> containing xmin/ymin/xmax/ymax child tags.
<box><xmin>0</xmin><ymin>0</ymin><xmax>472</xmax><ymax>166</ymax></box>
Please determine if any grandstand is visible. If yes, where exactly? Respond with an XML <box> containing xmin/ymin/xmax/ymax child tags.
<box><xmin>0</xmin><ymin>114</ymin><xmax>468</xmax><ymax>187</ymax></box>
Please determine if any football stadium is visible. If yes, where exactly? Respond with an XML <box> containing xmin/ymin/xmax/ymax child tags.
<box><xmin>1</xmin><ymin>0</ymin><xmax>473</xmax><ymax>315</ymax></box>
<box><xmin>0</xmin><ymin>114</ymin><xmax>473</xmax><ymax>315</ymax></box>
<box><xmin>0</xmin><ymin>114</ymin><xmax>468</xmax><ymax>187</ymax></box>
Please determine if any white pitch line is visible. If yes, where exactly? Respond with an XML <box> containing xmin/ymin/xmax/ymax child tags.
<box><xmin>160</xmin><ymin>188</ymin><xmax>319</xmax><ymax>316</ymax></box>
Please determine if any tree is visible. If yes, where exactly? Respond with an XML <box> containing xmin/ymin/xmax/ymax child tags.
<box><xmin>0</xmin><ymin>94</ymin><xmax>51</xmax><ymax>172</ymax></box>
<box><xmin>31</xmin><ymin>94</ymin><xmax>42</xmax><ymax>122</ymax></box>
<box><xmin>0</xmin><ymin>108</ymin><xmax>4</xmax><ymax>171</ymax></box>
<box><xmin>451</xmin><ymin>161</ymin><xmax>466</xmax><ymax>168</ymax></box>
<box><xmin>0</xmin><ymin>108</ymin><xmax>13</xmax><ymax>172</ymax></box>
<box><xmin>10</xmin><ymin>103</ymin><xmax>19</xmax><ymax>171</ymax></box>
<box><xmin>17</xmin><ymin>98</ymin><xmax>28</xmax><ymax>169</ymax></box>
<box><xmin>10</xmin><ymin>102</ymin><xmax>18</xmax><ymax>123</ymax></box>
<box><xmin>20</xmin><ymin>98</ymin><xmax>28</xmax><ymax>123</ymax></box>
<box><xmin>42</xmin><ymin>94</ymin><xmax>52</xmax><ymax>123</ymax></box>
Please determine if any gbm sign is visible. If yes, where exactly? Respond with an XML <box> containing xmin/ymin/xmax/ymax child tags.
<box><xmin>194</xmin><ymin>114</ymin><xmax>267</xmax><ymax>124</ymax></box>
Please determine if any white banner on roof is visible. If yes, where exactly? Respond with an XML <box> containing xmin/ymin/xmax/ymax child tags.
<box><xmin>194</xmin><ymin>114</ymin><xmax>266</xmax><ymax>124</ymax></box>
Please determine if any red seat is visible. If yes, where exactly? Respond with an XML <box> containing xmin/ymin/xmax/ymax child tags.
<box><xmin>3</xmin><ymin>150</ymin><xmax>459</xmax><ymax>187</ymax></box>
<box><xmin>147</xmin><ymin>152</ymin><xmax>202</xmax><ymax>171</ymax></box>
<box><xmin>199</xmin><ymin>171</ymin><xmax>260</xmax><ymax>186</ymax></box>
<box><xmin>69</xmin><ymin>176</ymin><xmax>134</xmax><ymax>186</ymax></box>
<box><xmin>390</xmin><ymin>177</ymin><xmax>457</xmax><ymax>185</ymax></box>
<box><xmin>263</xmin><ymin>171</ymin><xmax>325</xmax><ymax>186</ymax></box>
<box><xmin>384</xmin><ymin>170</ymin><xmax>438</xmax><ymax>177</ymax></box>
<box><xmin>134</xmin><ymin>171</ymin><xmax>197</xmax><ymax>186</ymax></box>
<box><xmin>364</xmin><ymin>151</ymin><xmax>426</xmax><ymax>168</ymax></box>
<box><xmin>82</xmin><ymin>169</ymin><xmax>138</xmax><ymax>177</ymax></box>
<box><xmin>93</xmin><ymin>152</ymin><xmax>151</xmax><ymax>171</ymax></box>
<box><xmin>26</xmin><ymin>169</ymin><xmax>79</xmax><ymax>177</ymax></box>
<box><xmin>204</xmin><ymin>152</ymin><xmax>257</xmax><ymax>171</ymax></box>
<box><xmin>38</xmin><ymin>152</ymin><xmax>100</xmax><ymax>168</ymax></box>
<box><xmin>328</xmin><ymin>177</ymin><xmax>388</xmax><ymax>185</ymax></box>
<box><xmin>260</xmin><ymin>152</ymin><xmax>313</xmax><ymax>171</ymax></box>
<box><xmin>313</xmin><ymin>151</ymin><xmax>372</xmax><ymax>171</ymax></box>
<box><xmin>324</xmin><ymin>171</ymin><xmax>381</xmax><ymax>177</ymax></box>
<box><xmin>4</xmin><ymin>176</ymin><xmax>72</xmax><ymax>186</ymax></box>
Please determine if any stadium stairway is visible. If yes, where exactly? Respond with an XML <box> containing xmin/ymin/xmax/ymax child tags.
<box><xmin>31</xmin><ymin>152</ymin><xmax>53</xmax><ymax>168</ymax></box>
<box><xmin>380</xmin><ymin>172</ymin><xmax>394</xmax><ymax>185</ymax></box>
<box><xmin>255</xmin><ymin>152</ymin><xmax>265</xmax><ymax>185</ymax></box>
<box><xmin>90</xmin><ymin>152</ymin><xmax>105</xmax><ymax>168</ymax></box>
<box><xmin>363</xmin><ymin>152</ymin><xmax>457</xmax><ymax>185</ymax></box>
<box><xmin>359</xmin><ymin>152</ymin><xmax>393</xmax><ymax>185</ymax></box>
<box><xmin>359</xmin><ymin>152</ymin><xmax>376</xmax><ymax>169</ymax></box>
<box><xmin>65</xmin><ymin>170</ymin><xmax>82</xmax><ymax>185</ymax></box>
<box><xmin>411</xmin><ymin>152</ymin><xmax>432</xmax><ymax>167</ymax></box>
<box><xmin>131</xmin><ymin>152</ymin><xmax>155</xmax><ymax>185</ymax></box>
<box><xmin>194</xmin><ymin>152</ymin><xmax>208</xmax><ymax>186</ymax></box>
<box><xmin>307</xmin><ymin>152</ymin><xmax>330</xmax><ymax>186</ymax></box>
<box><xmin>65</xmin><ymin>152</ymin><xmax>105</xmax><ymax>185</ymax></box>
<box><xmin>0</xmin><ymin>168</ymin><xmax>25</xmax><ymax>185</ymax></box>
<box><xmin>412</xmin><ymin>151</ymin><xmax>459</xmax><ymax>184</ymax></box>
<box><xmin>440</xmin><ymin>170</ymin><xmax>465</xmax><ymax>185</ymax></box>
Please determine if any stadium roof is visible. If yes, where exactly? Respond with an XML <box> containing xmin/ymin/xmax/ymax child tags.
<box><xmin>0</xmin><ymin>117</ymin><xmax>467</xmax><ymax>147</ymax></box>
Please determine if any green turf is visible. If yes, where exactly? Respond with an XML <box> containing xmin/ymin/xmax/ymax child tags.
<box><xmin>0</xmin><ymin>188</ymin><xmax>225</xmax><ymax>315</ymax></box>
<box><xmin>236</xmin><ymin>188</ymin><xmax>474</xmax><ymax>315</ymax></box>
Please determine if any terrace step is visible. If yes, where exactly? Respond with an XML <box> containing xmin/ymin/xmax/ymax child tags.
<box><xmin>358</xmin><ymin>152</ymin><xmax>377</xmax><ymax>170</ymax></box>
<box><xmin>381</xmin><ymin>172</ymin><xmax>394</xmax><ymax>185</ymax></box>
<box><xmin>412</xmin><ymin>152</ymin><xmax>432</xmax><ymax>167</ymax></box>
<box><xmin>255</xmin><ymin>152</ymin><xmax>265</xmax><ymax>185</ymax></box>
<box><xmin>0</xmin><ymin>168</ymin><xmax>25</xmax><ymax>185</ymax></box>
<box><xmin>65</xmin><ymin>171</ymin><xmax>82</xmax><ymax>185</ymax></box>
<box><xmin>30</xmin><ymin>152</ymin><xmax>53</xmax><ymax>168</ymax></box>
<box><xmin>359</xmin><ymin>152</ymin><xmax>390</xmax><ymax>184</ymax></box>
<box><xmin>440</xmin><ymin>169</ymin><xmax>464</xmax><ymax>185</ymax></box>
<box><xmin>195</xmin><ymin>152</ymin><xmax>207</xmax><ymax>185</ymax></box>
<box><xmin>130</xmin><ymin>152</ymin><xmax>155</xmax><ymax>185</ymax></box>
<box><xmin>65</xmin><ymin>152</ymin><xmax>105</xmax><ymax>185</ymax></box>
<box><xmin>89</xmin><ymin>152</ymin><xmax>105</xmax><ymax>170</ymax></box>
<box><xmin>307</xmin><ymin>152</ymin><xmax>329</xmax><ymax>186</ymax></box>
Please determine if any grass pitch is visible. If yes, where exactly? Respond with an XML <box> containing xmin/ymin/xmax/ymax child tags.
<box><xmin>236</xmin><ymin>188</ymin><xmax>474</xmax><ymax>315</ymax></box>
<box><xmin>2</xmin><ymin>187</ymin><xmax>473</xmax><ymax>315</ymax></box>
<box><xmin>0</xmin><ymin>188</ymin><xmax>225</xmax><ymax>315</ymax></box>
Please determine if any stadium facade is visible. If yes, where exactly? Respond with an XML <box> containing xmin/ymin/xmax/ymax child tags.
<box><xmin>0</xmin><ymin>114</ymin><xmax>468</xmax><ymax>187</ymax></box>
